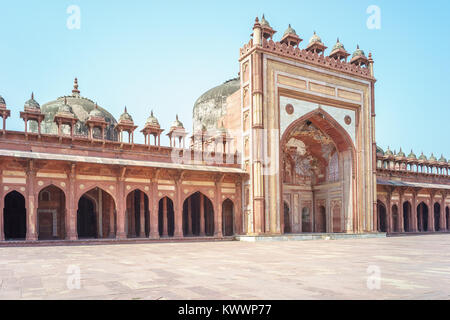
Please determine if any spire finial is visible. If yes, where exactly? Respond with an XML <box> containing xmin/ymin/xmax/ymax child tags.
<box><xmin>357</xmin><ymin>44</ymin><xmax>360</xmax><ymax>49</ymax></box>
<box><xmin>72</xmin><ymin>77</ymin><xmax>80</xmax><ymax>95</ymax></box>
<box><xmin>151</xmin><ymin>110</ymin><xmax>154</xmax><ymax>116</ymax></box>
<box><xmin>31</xmin><ymin>92</ymin><xmax>34</xmax><ymax>100</ymax></box>
<box><xmin>64</xmin><ymin>97</ymin><xmax>67</xmax><ymax>105</ymax></box>
<box><xmin>337</xmin><ymin>37</ymin><xmax>340</xmax><ymax>43</ymax></box>
<box><xmin>124</xmin><ymin>106</ymin><xmax>127</xmax><ymax>113</ymax></box>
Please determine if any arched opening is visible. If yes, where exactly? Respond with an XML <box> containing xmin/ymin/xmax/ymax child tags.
<box><xmin>159</xmin><ymin>197</ymin><xmax>174</xmax><ymax>237</ymax></box>
<box><xmin>315</xmin><ymin>205</ymin><xmax>326</xmax><ymax>233</ymax></box>
<box><xmin>434</xmin><ymin>203</ymin><xmax>441</xmax><ymax>232</ymax></box>
<box><xmin>222</xmin><ymin>199</ymin><xmax>234</xmax><ymax>236</ymax></box>
<box><xmin>38</xmin><ymin>185</ymin><xmax>66</xmax><ymax>240</ymax></box>
<box><xmin>301</xmin><ymin>207</ymin><xmax>311</xmax><ymax>232</ymax></box>
<box><xmin>403</xmin><ymin>201</ymin><xmax>412</xmax><ymax>232</ymax></box>
<box><xmin>182</xmin><ymin>192</ymin><xmax>214</xmax><ymax>237</ymax></box>
<box><xmin>377</xmin><ymin>201</ymin><xmax>387</xmax><ymax>232</ymax></box>
<box><xmin>77</xmin><ymin>188</ymin><xmax>116</xmax><ymax>239</ymax></box>
<box><xmin>281</xmin><ymin>109</ymin><xmax>355</xmax><ymax>234</ymax></box>
<box><xmin>417</xmin><ymin>202</ymin><xmax>429</xmax><ymax>232</ymax></box>
<box><xmin>125</xmin><ymin>190</ymin><xmax>149</xmax><ymax>238</ymax></box>
<box><xmin>284</xmin><ymin>202</ymin><xmax>291</xmax><ymax>234</ymax></box>
<box><xmin>392</xmin><ymin>205</ymin><xmax>399</xmax><ymax>233</ymax></box>
<box><xmin>3</xmin><ymin>191</ymin><xmax>26</xmax><ymax>240</ymax></box>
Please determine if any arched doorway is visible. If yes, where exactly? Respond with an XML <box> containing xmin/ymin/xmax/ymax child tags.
<box><xmin>182</xmin><ymin>192</ymin><xmax>214</xmax><ymax>237</ymax></box>
<box><xmin>434</xmin><ymin>203</ymin><xmax>441</xmax><ymax>231</ymax></box>
<box><xmin>281</xmin><ymin>110</ymin><xmax>355</xmax><ymax>235</ymax></box>
<box><xmin>403</xmin><ymin>201</ymin><xmax>412</xmax><ymax>232</ymax></box>
<box><xmin>377</xmin><ymin>201</ymin><xmax>387</xmax><ymax>232</ymax></box>
<box><xmin>284</xmin><ymin>202</ymin><xmax>291</xmax><ymax>234</ymax></box>
<box><xmin>315</xmin><ymin>206</ymin><xmax>326</xmax><ymax>233</ymax></box>
<box><xmin>38</xmin><ymin>185</ymin><xmax>66</xmax><ymax>240</ymax></box>
<box><xmin>392</xmin><ymin>205</ymin><xmax>399</xmax><ymax>233</ymax></box>
<box><xmin>125</xmin><ymin>190</ymin><xmax>149</xmax><ymax>238</ymax></box>
<box><xmin>3</xmin><ymin>191</ymin><xmax>26</xmax><ymax>240</ymax></box>
<box><xmin>77</xmin><ymin>188</ymin><xmax>116</xmax><ymax>239</ymax></box>
<box><xmin>417</xmin><ymin>202</ymin><xmax>429</xmax><ymax>232</ymax></box>
<box><xmin>159</xmin><ymin>197</ymin><xmax>174</xmax><ymax>237</ymax></box>
<box><xmin>222</xmin><ymin>199</ymin><xmax>234</xmax><ymax>236</ymax></box>
<box><xmin>301</xmin><ymin>207</ymin><xmax>311</xmax><ymax>232</ymax></box>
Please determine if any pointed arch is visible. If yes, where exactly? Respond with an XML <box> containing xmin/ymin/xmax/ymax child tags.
<box><xmin>182</xmin><ymin>192</ymin><xmax>214</xmax><ymax>237</ymax></box>
<box><xmin>37</xmin><ymin>184</ymin><xmax>66</xmax><ymax>240</ymax></box>
<box><xmin>3</xmin><ymin>191</ymin><xmax>26</xmax><ymax>240</ymax></box>
<box><xmin>222</xmin><ymin>198</ymin><xmax>235</xmax><ymax>236</ymax></box>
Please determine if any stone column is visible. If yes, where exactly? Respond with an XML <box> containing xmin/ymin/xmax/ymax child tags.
<box><xmin>139</xmin><ymin>191</ymin><xmax>145</xmax><ymax>237</ymax></box>
<box><xmin>26</xmin><ymin>165</ymin><xmax>38</xmax><ymax>241</ymax></box>
<box><xmin>116</xmin><ymin>177</ymin><xmax>127</xmax><ymax>240</ymax></box>
<box><xmin>429</xmin><ymin>195</ymin><xmax>435</xmax><ymax>232</ymax></box>
<box><xmin>412</xmin><ymin>193</ymin><xmax>418</xmax><ymax>232</ymax></box>
<box><xmin>98</xmin><ymin>189</ymin><xmax>103</xmax><ymax>239</ymax></box>
<box><xmin>162</xmin><ymin>197</ymin><xmax>168</xmax><ymax>237</ymax></box>
<box><xmin>149</xmin><ymin>182</ymin><xmax>159</xmax><ymax>239</ymax></box>
<box><xmin>130</xmin><ymin>191</ymin><xmax>136</xmax><ymax>237</ymax></box>
<box><xmin>174</xmin><ymin>181</ymin><xmax>183</xmax><ymax>238</ymax></box>
<box><xmin>235</xmin><ymin>182</ymin><xmax>243</xmax><ymax>235</ymax></box>
<box><xmin>214</xmin><ymin>181</ymin><xmax>223</xmax><ymax>238</ymax></box>
<box><xmin>399</xmin><ymin>192</ymin><xmax>405</xmax><ymax>233</ymax></box>
<box><xmin>109</xmin><ymin>197</ymin><xmax>115</xmax><ymax>238</ymax></box>
<box><xmin>66</xmin><ymin>165</ymin><xmax>77</xmax><ymax>240</ymax></box>
<box><xmin>386</xmin><ymin>195</ymin><xmax>392</xmax><ymax>234</ymax></box>
<box><xmin>441</xmin><ymin>198</ymin><xmax>446</xmax><ymax>231</ymax></box>
<box><xmin>187</xmin><ymin>197</ymin><xmax>192</xmax><ymax>236</ymax></box>
<box><xmin>199</xmin><ymin>193</ymin><xmax>205</xmax><ymax>236</ymax></box>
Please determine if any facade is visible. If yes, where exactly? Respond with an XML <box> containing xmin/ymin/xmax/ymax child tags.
<box><xmin>0</xmin><ymin>16</ymin><xmax>448</xmax><ymax>244</ymax></box>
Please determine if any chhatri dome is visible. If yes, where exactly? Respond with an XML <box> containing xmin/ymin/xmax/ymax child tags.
<box><xmin>35</xmin><ymin>78</ymin><xmax>118</xmax><ymax>140</ymax></box>
<box><xmin>145</xmin><ymin>110</ymin><xmax>160</xmax><ymax>127</ymax></box>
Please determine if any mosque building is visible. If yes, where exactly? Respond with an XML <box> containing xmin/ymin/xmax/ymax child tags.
<box><xmin>0</xmin><ymin>16</ymin><xmax>448</xmax><ymax>243</ymax></box>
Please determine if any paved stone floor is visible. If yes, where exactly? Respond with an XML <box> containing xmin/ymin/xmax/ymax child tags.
<box><xmin>0</xmin><ymin>234</ymin><xmax>449</xmax><ymax>300</ymax></box>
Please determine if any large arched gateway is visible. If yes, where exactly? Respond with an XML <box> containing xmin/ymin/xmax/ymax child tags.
<box><xmin>281</xmin><ymin>108</ymin><xmax>355</xmax><ymax>234</ymax></box>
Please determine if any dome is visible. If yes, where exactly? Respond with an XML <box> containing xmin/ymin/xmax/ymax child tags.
<box><xmin>193</xmin><ymin>77</ymin><xmax>240</xmax><ymax>132</ymax></box>
<box><xmin>418</xmin><ymin>152</ymin><xmax>427</xmax><ymax>161</ymax></box>
<box><xmin>309</xmin><ymin>31</ymin><xmax>322</xmax><ymax>44</ymax></box>
<box><xmin>119</xmin><ymin>107</ymin><xmax>133</xmax><ymax>122</ymax></box>
<box><xmin>352</xmin><ymin>45</ymin><xmax>366</xmax><ymax>58</ymax></box>
<box><xmin>332</xmin><ymin>38</ymin><xmax>345</xmax><ymax>52</ymax></box>
<box><xmin>283</xmin><ymin>24</ymin><xmax>297</xmax><ymax>37</ymax></box>
<box><xmin>384</xmin><ymin>146</ymin><xmax>393</xmax><ymax>156</ymax></box>
<box><xmin>429</xmin><ymin>153</ymin><xmax>437</xmax><ymax>162</ymax></box>
<box><xmin>56</xmin><ymin>98</ymin><xmax>74</xmax><ymax>116</ymax></box>
<box><xmin>396</xmin><ymin>148</ymin><xmax>406</xmax><ymax>158</ymax></box>
<box><xmin>376</xmin><ymin>145</ymin><xmax>384</xmax><ymax>155</ymax></box>
<box><xmin>25</xmin><ymin>93</ymin><xmax>40</xmax><ymax>110</ymax></box>
<box><xmin>0</xmin><ymin>95</ymin><xmax>5</xmax><ymax>106</ymax></box>
<box><xmin>260</xmin><ymin>14</ymin><xmax>271</xmax><ymax>28</ymax></box>
<box><xmin>33</xmin><ymin>79</ymin><xmax>118</xmax><ymax>141</ymax></box>
<box><xmin>172</xmin><ymin>115</ymin><xmax>184</xmax><ymax>129</ymax></box>
<box><xmin>439</xmin><ymin>154</ymin><xmax>447</xmax><ymax>163</ymax></box>
<box><xmin>145</xmin><ymin>110</ymin><xmax>160</xmax><ymax>127</ymax></box>
<box><xmin>89</xmin><ymin>104</ymin><xmax>104</xmax><ymax>118</ymax></box>
<box><xmin>408</xmin><ymin>150</ymin><xmax>417</xmax><ymax>160</ymax></box>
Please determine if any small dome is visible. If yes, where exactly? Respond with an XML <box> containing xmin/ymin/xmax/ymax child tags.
<box><xmin>408</xmin><ymin>150</ymin><xmax>417</xmax><ymax>160</ymax></box>
<box><xmin>309</xmin><ymin>31</ymin><xmax>322</xmax><ymax>44</ymax></box>
<box><xmin>376</xmin><ymin>145</ymin><xmax>384</xmax><ymax>155</ymax></box>
<box><xmin>0</xmin><ymin>95</ymin><xmax>5</xmax><ymax>106</ymax></box>
<box><xmin>260</xmin><ymin>14</ymin><xmax>271</xmax><ymax>28</ymax></box>
<box><xmin>89</xmin><ymin>104</ymin><xmax>104</xmax><ymax>118</ymax></box>
<box><xmin>384</xmin><ymin>146</ymin><xmax>393</xmax><ymax>156</ymax></box>
<box><xmin>332</xmin><ymin>38</ymin><xmax>345</xmax><ymax>51</ymax></box>
<box><xmin>25</xmin><ymin>93</ymin><xmax>40</xmax><ymax>110</ymax></box>
<box><xmin>119</xmin><ymin>107</ymin><xmax>133</xmax><ymax>122</ymax></box>
<box><xmin>439</xmin><ymin>154</ymin><xmax>447</xmax><ymax>163</ymax></box>
<box><xmin>396</xmin><ymin>148</ymin><xmax>406</xmax><ymax>158</ymax></box>
<box><xmin>352</xmin><ymin>45</ymin><xmax>366</xmax><ymax>58</ymax></box>
<box><xmin>283</xmin><ymin>24</ymin><xmax>297</xmax><ymax>37</ymax></box>
<box><xmin>57</xmin><ymin>98</ymin><xmax>74</xmax><ymax>115</ymax></box>
<box><xmin>145</xmin><ymin>110</ymin><xmax>160</xmax><ymax>127</ymax></box>
<box><xmin>419</xmin><ymin>152</ymin><xmax>427</xmax><ymax>161</ymax></box>
<box><xmin>172</xmin><ymin>115</ymin><xmax>184</xmax><ymax>129</ymax></box>
<box><xmin>429</xmin><ymin>153</ymin><xmax>437</xmax><ymax>162</ymax></box>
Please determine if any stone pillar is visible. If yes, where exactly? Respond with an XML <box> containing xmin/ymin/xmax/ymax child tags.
<box><xmin>399</xmin><ymin>192</ymin><xmax>405</xmax><ymax>233</ymax></box>
<box><xmin>386</xmin><ymin>195</ymin><xmax>392</xmax><ymax>234</ymax></box>
<box><xmin>412</xmin><ymin>194</ymin><xmax>418</xmax><ymax>232</ymax></box>
<box><xmin>199</xmin><ymin>193</ymin><xmax>205</xmax><ymax>236</ymax></box>
<box><xmin>0</xmin><ymin>196</ymin><xmax>4</xmax><ymax>241</ymax></box>
<box><xmin>429</xmin><ymin>196</ymin><xmax>435</xmax><ymax>232</ymax></box>
<box><xmin>162</xmin><ymin>197</ymin><xmax>168</xmax><ymax>237</ymax></box>
<box><xmin>441</xmin><ymin>198</ymin><xmax>446</xmax><ymax>231</ymax></box>
<box><xmin>187</xmin><ymin>197</ymin><xmax>192</xmax><ymax>236</ymax></box>
<box><xmin>235</xmin><ymin>182</ymin><xmax>242</xmax><ymax>235</ymax></box>
<box><xmin>174</xmin><ymin>182</ymin><xmax>183</xmax><ymax>238</ymax></box>
<box><xmin>214</xmin><ymin>181</ymin><xmax>223</xmax><ymax>237</ymax></box>
<box><xmin>130</xmin><ymin>191</ymin><xmax>136</xmax><ymax>237</ymax></box>
<box><xmin>26</xmin><ymin>165</ymin><xmax>38</xmax><ymax>241</ymax></box>
<box><xmin>139</xmin><ymin>191</ymin><xmax>145</xmax><ymax>238</ymax></box>
<box><xmin>66</xmin><ymin>165</ymin><xmax>77</xmax><ymax>240</ymax></box>
<box><xmin>98</xmin><ymin>189</ymin><xmax>103</xmax><ymax>239</ymax></box>
<box><xmin>116</xmin><ymin>177</ymin><xmax>127</xmax><ymax>240</ymax></box>
<box><xmin>109</xmin><ymin>197</ymin><xmax>115</xmax><ymax>238</ymax></box>
<box><xmin>149</xmin><ymin>182</ymin><xmax>159</xmax><ymax>239</ymax></box>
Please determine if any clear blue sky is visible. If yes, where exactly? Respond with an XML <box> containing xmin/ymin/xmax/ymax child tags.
<box><xmin>0</xmin><ymin>0</ymin><xmax>449</xmax><ymax>157</ymax></box>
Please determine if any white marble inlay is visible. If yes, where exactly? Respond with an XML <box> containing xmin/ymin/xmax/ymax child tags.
<box><xmin>280</xmin><ymin>96</ymin><xmax>356</xmax><ymax>145</ymax></box>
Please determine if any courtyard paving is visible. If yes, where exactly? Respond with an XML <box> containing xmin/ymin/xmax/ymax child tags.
<box><xmin>0</xmin><ymin>234</ymin><xmax>449</xmax><ymax>300</ymax></box>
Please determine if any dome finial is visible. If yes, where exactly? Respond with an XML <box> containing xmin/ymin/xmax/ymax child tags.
<box><xmin>72</xmin><ymin>78</ymin><xmax>80</xmax><ymax>95</ymax></box>
<box><xmin>31</xmin><ymin>92</ymin><xmax>34</xmax><ymax>100</ymax></box>
<box><xmin>151</xmin><ymin>110</ymin><xmax>154</xmax><ymax>117</ymax></box>
<box><xmin>64</xmin><ymin>97</ymin><xmax>67</xmax><ymax>105</ymax></box>
<box><xmin>124</xmin><ymin>106</ymin><xmax>127</xmax><ymax>113</ymax></box>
